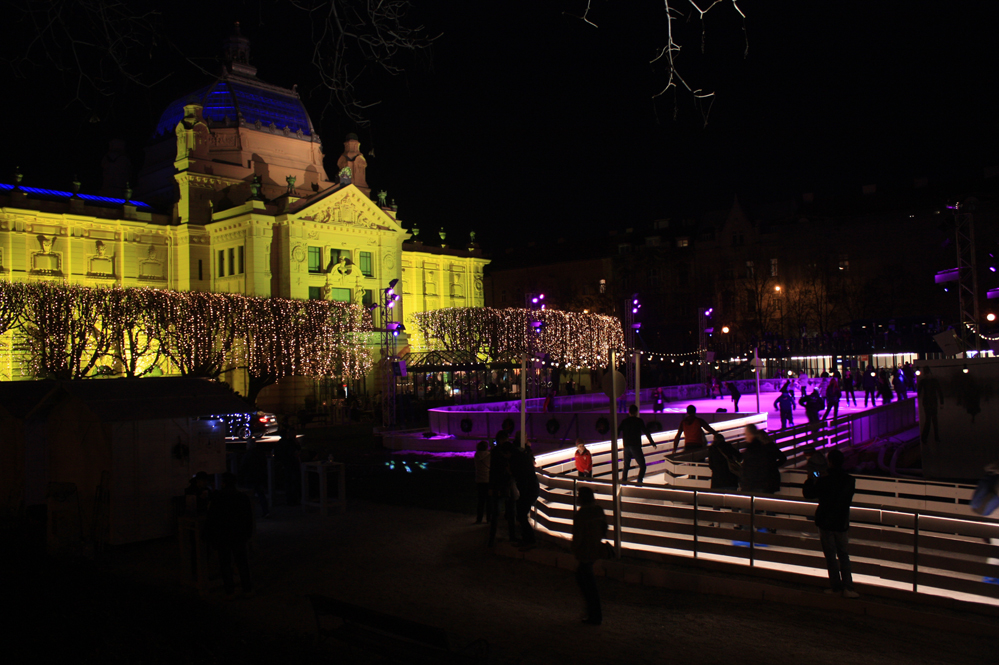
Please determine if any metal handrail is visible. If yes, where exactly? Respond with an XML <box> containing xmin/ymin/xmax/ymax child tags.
<box><xmin>534</xmin><ymin>467</ymin><xmax>999</xmax><ymax>603</ymax></box>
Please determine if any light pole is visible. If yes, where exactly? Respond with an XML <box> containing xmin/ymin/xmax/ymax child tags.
<box><xmin>371</xmin><ymin>278</ymin><xmax>402</xmax><ymax>428</ymax></box>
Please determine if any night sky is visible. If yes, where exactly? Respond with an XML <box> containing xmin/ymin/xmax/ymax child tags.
<box><xmin>2</xmin><ymin>1</ymin><xmax>998</xmax><ymax>249</ymax></box>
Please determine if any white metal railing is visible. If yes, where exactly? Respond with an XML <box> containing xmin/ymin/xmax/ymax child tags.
<box><xmin>533</xmin><ymin>473</ymin><xmax>999</xmax><ymax>606</ymax></box>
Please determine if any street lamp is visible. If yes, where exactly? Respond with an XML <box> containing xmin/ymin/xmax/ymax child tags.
<box><xmin>375</xmin><ymin>278</ymin><xmax>403</xmax><ymax>428</ymax></box>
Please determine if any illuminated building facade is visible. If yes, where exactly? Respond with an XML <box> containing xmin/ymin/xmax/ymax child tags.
<box><xmin>0</xmin><ymin>30</ymin><xmax>487</xmax><ymax>406</ymax></box>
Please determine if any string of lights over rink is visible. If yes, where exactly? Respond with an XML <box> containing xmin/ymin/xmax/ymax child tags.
<box><xmin>412</xmin><ymin>306</ymin><xmax>625</xmax><ymax>367</ymax></box>
<box><xmin>0</xmin><ymin>281</ymin><xmax>372</xmax><ymax>380</ymax></box>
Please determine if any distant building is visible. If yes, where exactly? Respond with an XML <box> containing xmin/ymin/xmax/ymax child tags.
<box><xmin>486</xmin><ymin>182</ymin><xmax>999</xmax><ymax>367</ymax></box>
<box><xmin>0</xmin><ymin>27</ymin><xmax>488</xmax><ymax>406</ymax></box>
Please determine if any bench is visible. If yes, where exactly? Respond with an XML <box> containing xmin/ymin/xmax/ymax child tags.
<box><xmin>308</xmin><ymin>595</ymin><xmax>489</xmax><ymax>664</ymax></box>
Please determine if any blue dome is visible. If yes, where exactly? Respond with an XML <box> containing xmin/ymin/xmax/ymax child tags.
<box><xmin>155</xmin><ymin>78</ymin><xmax>314</xmax><ymax>138</ymax></box>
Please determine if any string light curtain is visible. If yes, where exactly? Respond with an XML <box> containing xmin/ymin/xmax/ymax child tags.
<box><xmin>19</xmin><ymin>282</ymin><xmax>113</xmax><ymax>379</ymax></box>
<box><xmin>0</xmin><ymin>281</ymin><xmax>372</xmax><ymax>381</ymax></box>
<box><xmin>413</xmin><ymin>307</ymin><xmax>625</xmax><ymax>366</ymax></box>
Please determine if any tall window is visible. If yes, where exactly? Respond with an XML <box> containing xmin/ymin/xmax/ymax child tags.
<box><xmin>331</xmin><ymin>248</ymin><xmax>349</xmax><ymax>265</ymax></box>
<box><xmin>217</xmin><ymin>250</ymin><xmax>225</xmax><ymax>277</ymax></box>
<box><xmin>308</xmin><ymin>246</ymin><xmax>323</xmax><ymax>273</ymax></box>
<box><xmin>238</xmin><ymin>246</ymin><xmax>245</xmax><ymax>274</ymax></box>
<box><xmin>746</xmin><ymin>261</ymin><xmax>755</xmax><ymax>278</ymax></box>
<box><xmin>362</xmin><ymin>289</ymin><xmax>374</xmax><ymax>308</ymax></box>
<box><xmin>676</xmin><ymin>237</ymin><xmax>689</xmax><ymax>248</ymax></box>
<box><xmin>770</xmin><ymin>258</ymin><xmax>778</xmax><ymax>277</ymax></box>
<box><xmin>198</xmin><ymin>259</ymin><xmax>203</xmax><ymax>281</ymax></box>
<box><xmin>599</xmin><ymin>278</ymin><xmax>607</xmax><ymax>294</ymax></box>
<box><xmin>839</xmin><ymin>254</ymin><xmax>850</xmax><ymax>271</ymax></box>
<box><xmin>308</xmin><ymin>286</ymin><xmax>323</xmax><ymax>300</ymax></box>
<box><xmin>359</xmin><ymin>251</ymin><xmax>373</xmax><ymax>277</ymax></box>
<box><xmin>329</xmin><ymin>288</ymin><xmax>351</xmax><ymax>303</ymax></box>
<box><xmin>228</xmin><ymin>248</ymin><xmax>235</xmax><ymax>276</ymax></box>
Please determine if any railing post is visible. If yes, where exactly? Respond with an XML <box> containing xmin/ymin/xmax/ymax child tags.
<box><xmin>693</xmin><ymin>490</ymin><xmax>699</xmax><ymax>559</ymax></box>
<box><xmin>749</xmin><ymin>495</ymin><xmax>755</xmax><ymax>567</ymax></box>
<box><xmin>572</xmin><ymin>478</ymin><xmax>578</xmax><ymax>512</ymax></box>
<box><xmin>913</xmin><ymin>511</ymin><xmax>920</xmax><ymax>593</ymax></box>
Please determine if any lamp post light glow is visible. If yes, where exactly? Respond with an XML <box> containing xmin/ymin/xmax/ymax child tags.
<box><xmin>721</xmin><ymin>326</ymin><xmax>730</xmax><ymax>334</ymax></box>
<box><xmin>988</xmin><ymin>313</ymin><xmax>996</xmax><ymax>322</ymax></box>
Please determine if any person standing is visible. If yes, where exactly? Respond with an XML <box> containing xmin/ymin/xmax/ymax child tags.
<box><xmin>487</xmin><ymin>441</ymin><xmax>516</xmax><ymax>547</ymax></box>
<box><xmin>739</xmin><ymin>424</ymin><xmax>788</xmax><ymax>496</ymax></box>
<box><xmin>203</xmin><ymin>473</ymin><xmax>254</xmax><ymax>598</ymax></box>
<box><xmin>842</xmin><ymin>369</ymin><xmax>857</xmax><ymax>407</ymax></box>
<box><xmin>917</xmin><ymin>367</ymin><xmax>944</xmax><ymax>444</ymax></box>
<box><xmin>572</xmin><ymin>487</ymin><xmax>608</xmax><ymax>626</ymax></box>
<box><xmin>620</xmin><ymin>404</ymin><xmax>657</xmax><ymax>484</ymax></box>
<box><xmin>652</xmin><ymin>388</ymin><xmax>665</xmax><ymax>414</ymax></box>
<box><xmin>800</xmin><ymin>389</ymin><xmax>824</xmax><ymax>443</ymax></box>
<box><xmin>184</xmin><ymin>471</ymin><xmax>213</xmax><ymax>514</ymax></box>
<box><xmin>511</xmin><ymin>442</ymin><xmax>541</xmax><ymax>547</ymax></box>
<box><xmin>707</xmin><ymin>433</ymin><xmax>741</xmax><ymax>492</ymax></box>
<box><xmin>774</xmin><ymin>390</ymin><xmax>795</xmax><ymax>429</ymax></box>
<box><xmin>728</xmin><ymin>382</ymin><xmax>742</xmax><ymax>412</ymax></box>
<box><xmin>237</xmin><ymin>440</ymin><xmax>270</xmax><ymax>518</ymax></box>
<box><xmin>892</xmin><ymin>369</ymin><xmax>907</xmax><ymax>402</ymax></box>
<box><xmin>878</xmin><ymin>369</ymin><xmax>893</xmax><ymax>405</ymax></box>
<box><xmin>862</xmin><ymin>367</ymin><xmax>878</xmax><ymax>407</ymax></box>
<box><xmin>672</xmin><ymin>405</ymin><xmax>718</xmax><ymax>455</ymax></box>
<box><xmin>474</xmin><ymin>440</ymin><xmax>491</xmax><ymax>524</ymax></box>
<box><xmin>574</xmin><ymin>440</ymin><xmax>593</xmax><ymax>478</ymax></box>
<box><xmin>803</xmin><ymin>449</ymin><xmax>859</xmax><ymax>598</ymax></box>
<box><xmin>822</xmin><ymin>371</ymin><xmax>841</xmax><ymax>420</ymax></box>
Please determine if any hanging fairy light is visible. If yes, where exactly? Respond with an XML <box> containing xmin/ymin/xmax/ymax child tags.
<box><xmin>412</xmin><ymin>306</ymin><xmax>625</xmax><ymax>367</ymax></box>
<box><xmin>0</xmin><ymin>281</ymin><xmax>373</xmax><ymax>382</ymax></box>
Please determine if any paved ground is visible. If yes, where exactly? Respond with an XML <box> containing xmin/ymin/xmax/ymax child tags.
<box><xmin>22</xmin><ymin>499</ymin><xmax>987</xmax><ymax>665</ymax></box>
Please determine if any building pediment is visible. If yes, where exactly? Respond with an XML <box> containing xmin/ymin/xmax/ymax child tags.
<box><xmin>293</xmin><ymin>185</ymin><xmax>402</xmax><ymax>233</ymax></box>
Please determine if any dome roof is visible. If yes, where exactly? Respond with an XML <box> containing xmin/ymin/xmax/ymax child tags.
<box><xmin>154</xmin><ymin>77</ymin><xmax>315</xmax><ymax>138</ymax></box>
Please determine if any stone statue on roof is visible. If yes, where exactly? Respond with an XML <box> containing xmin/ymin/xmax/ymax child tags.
<box><xmin>337</xmin><ymin>134</ymin><xmax>368</xmax><ymax>195</ymax></box>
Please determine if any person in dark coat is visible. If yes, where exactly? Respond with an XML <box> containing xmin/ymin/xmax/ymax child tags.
<box><xmin>842</xmin><ymin>369</ymin><xmax>857</xmax><ymax>407</ymax></box>
<box><xmin>739</xmin><ymin>424</ymin><xmax>787</xmax><ymax>533</ymax></box>
<box><xmin>487</xmin><ymin>440</ymin><xmax>516</xmax><ymax>547</ymax></box>
<box><xmin>203</xmin><ymin>473</ymin><xmax>254</xmax><ymax>597</ymax></box>
<box><xmin>708</xmin><ymin>434</ymin><xmax>741</xmax><ymax>491</ymax></box>
<box><xmin>572</xmin><ymin>487</ymin><xmax>608</xmax><ymax>626</ymax></box>
<box><xmin>727</xmin><ymin>382</ymin><xmax>742</xmax><ymax>412</ymax></box>
<box><xmin>878</xmin><ymin>369</ymin><xmax>893</xmax><ymax>405</ymax></box>
<box><xmin>862</xmin><ymin>367</ymin><xmax>878</xmax><ymax>407</ymax></box>
<box><xmin>620</xmin><ymin>404</ymin><xmax>657</xmax><ymax>485</ymax></box>
<box><xmin>184</xmin><ymin>471</ymin><xmax>213</xmax><ymax>514</ymax></box>
<box><xmin>800</xmin><ymin>389</ymin><xmax>824</xmax><ymax>443</ymax></box>
<box><xmin>511</xmin><ymin>442</ymin><xmax>540</xmax><ymax>547</ymax></box>
<box><xmin>917</xmin><ymin>367</ymin><xmax>944</xmax><ymax>444</ymax></box>
<box><xmin>238</xmin><ymin>441</ymin><xmax>270</xmax><ymax>518</ymax></box>
<box><xmin>803</xmin><ymin>449</ymin><xmax>859</xmax><ymax>597</ymax></box>
<box><xmin>274</xmin><ymin>427</ymin><xmax>301</xmax><ymax>506</ymax></box>
<box><xmin>822</xmin><ymin>372</ymin><xmax>841</xmax><ymax>420</ymax></box>
<box><xmin>892</xmin><ymin>370</ymin><xmax>907</xmax><ymax>402</ymax></box>
<box><xmin>739</xmin><ymin>424</ymin><xmax>787</xmax><ymax>495</ymax></box>
<box><xmin>773</xmin><ymin>390</ymin><xmax>795</xmax><ymax>429</ymax></box>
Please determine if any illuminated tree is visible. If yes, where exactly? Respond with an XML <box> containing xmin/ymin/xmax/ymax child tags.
<box><xmin>104</xmin><ymin>287</ymin><xmax>164</xmax><ymax>378</ymax></box>
<box><xmin>0</xmin><ymin>281</ymin><xmax>27</xmax><ymax>336</ymax></box>
<box><xmin>150</xmin><ymin>290</ymin><xmax>245</xmax><ymax>379</ymax></box>
<box><xmin>413</xmin><ymin>307</ymin><xmax>625</xmax><ymax>367</ymax></box>
<box><xmin>20</xmin><ymin>282</ymin><xmax>112</xmax><ymax>380</ymax></box>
